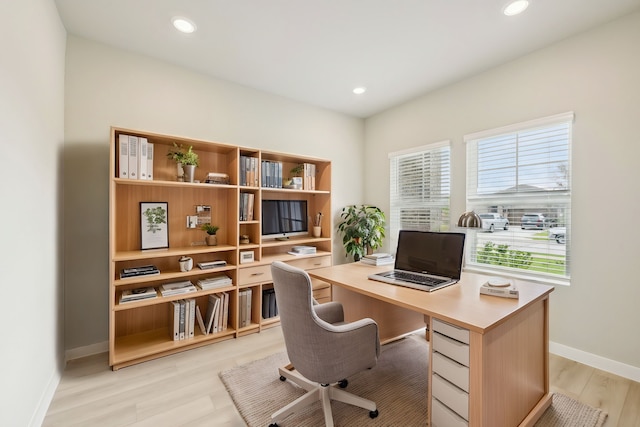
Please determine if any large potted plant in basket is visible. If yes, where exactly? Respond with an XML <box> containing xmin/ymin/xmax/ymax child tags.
<box><xmin>337</xmin><ymin>205</ymin><xmax>386</xmax><ymax>261</ymax></box>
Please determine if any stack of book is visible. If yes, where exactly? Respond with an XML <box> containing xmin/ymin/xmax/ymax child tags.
<box><xmin>197</xmin><ymin>260</ymin><xmax>227</xmax><ymax>270</ymax></box>
<box><xmin>118</xmin><ymin>134</ymin><xmax>154</xmax><ymax>181</ymax></box>
<box><xmin>169</xmin><ymin>298</ymin><xmax>196</xmax><ymax>341</ymax></box>
<box><xmin>239</xmin><ymin>289</ymin><xmax>253</xmax><ymax>327</ymax></box>
<box><xmin>159</xmin><ymin>280</ymin><xmax>197</xmax><ymax>296</ymax></box>
<box><xmin>120</xmin><ymin>287</ymin><xmax>157</xmax><ymax>303</ymax></box>
<box><xmin>239</xmin><ymin>192</ymin><xmax>255</xmax><ymax>221</ymax></box>
<box><xmin>196</xmin><ymin>292</ymin><xmax>230</xmax><ymax>335</ymax></box>
<box><xmin>479</xmin><ymin>277</ymin><xmax>519</xmax><ymax>299</ymax></box>
<box><xmin>361</xmin><ymin>253</ymin><xmax>395</xmax><ymax>266</ymax></box>
<box><xmin>120</xmin><ymin>265</ymin><xmax>159</xmax><ymax>279</ymax></box>
<box><xmin>262</xmin><ymin>288</ymin><xmax>278</xmax><ymax>319</ymax></box>
<box><xmin>196</xmin><ymin>275</ymin><xmax>233</xmax><ymax>290</ymax></box>
<box><xmin>288</xmin><ymin>245</ymin><xmax>317</xmax><ymax>256</ymax></box>
<box><xmin>239</xmin><ymin>155</ymin><xmax>259</xmax><ymax>187</ymax></box>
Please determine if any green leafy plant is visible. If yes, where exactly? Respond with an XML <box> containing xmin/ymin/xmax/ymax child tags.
<box><xmin>477</xmin><ymin>241</ymin><xmax>532</xmax><ymax>269</ymax></box>
<box><xmin>337</xmin><ymin>205</ymin><xmax>386</xmax><ymax>261</ymax></box>
<box><xmin>290</xmin><ymin>164</ymin><xmax>304</xmax><ymax>177</ymax></box>
<box><xmin>167</xmin><ymin>143</ymin><xmax>199</xmax><ymax>166</ymax></box>
<box><xmin>143</xmin><ymin>206</ymin><xmax>167</xmax><ymax>233</ymax></box>
<box><xmin>201</xmin><ymin>224</ymin><xmax>219</xmax><ymax>235</ymax></box>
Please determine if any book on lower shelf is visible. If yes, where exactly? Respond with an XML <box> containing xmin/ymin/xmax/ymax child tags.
<box><xmin>120</xmin><ymin>287</ymin><xmax>158</xmax><ymax>303</ymax></box>
<box><xmin>479</xmin><ymin>277</ymin><xmax>519</xmax><ymax>299</ymax></box>
<box><xmin>169</xmin><ymin>298</ymin><xmax>197</xmax><ymax>341</ymax></box>
<box><xmin>120</xmin><ymin>265</ymin><xmax>160</xmax><ymax>279</ymax></box>
<box><xmin>262</xmin><ymin>288</ymin><xmax>278</xmax><ymax>319</ymax></box>
<box><xmin>200</xmin><ymin>292</ymin><xmax>230</xmax><ymax>335</ymax></box>
<box><xmin>196</xmin><ymin>275</ymin><xmax>233</xmax><ymax>290</ymax></box>
<box><xmin>160</xmin><ymin>281</ymin><xmax>197</xmax><ymax>297</ymax></box>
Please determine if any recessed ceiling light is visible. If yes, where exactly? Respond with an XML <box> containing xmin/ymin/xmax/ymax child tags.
<box><xmin>172</xmin><ymin>17</ymin><xmax>197</xmax><ymax>33</ymax></box>
<box><xmin>503</xmin><ymin>0</ymin><xmax>529</xmax><ymax>16</ymax></box>
<box><xmin>353</xmin><ymin>87</ymin><xmax>367</xmax><ymax>95</ymax></box>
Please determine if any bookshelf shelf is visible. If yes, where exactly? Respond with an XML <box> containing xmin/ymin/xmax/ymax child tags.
<box><xmin>109</xmin><ymin>127</ymin><xmax>332</xmax><ymax>370</ymax></box>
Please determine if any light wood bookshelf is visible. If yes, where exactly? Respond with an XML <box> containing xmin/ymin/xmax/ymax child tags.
<box><xmin>109</xmin><ymin>127</ymin><xmax>332</xmax><ymax>370</ymax></box>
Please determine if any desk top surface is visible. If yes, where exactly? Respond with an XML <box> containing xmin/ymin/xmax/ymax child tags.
<box><xmin>308</xmin><ymin>263</ymin><xmax>554</xmax><ymax>334</ymax></box>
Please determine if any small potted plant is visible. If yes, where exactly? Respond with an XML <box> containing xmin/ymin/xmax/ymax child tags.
<box><xmin>337</xmin><ymin>205</ymin><xmax>386</xmax><ymax>261</ymax></box>
<box><xmin>167</xmin><ymin>143</ymin><xmax>199</xmax><ymax>182</ymax></box>
<box><xmin>201</xmin><ymin>224</ymin><xmax>219</xmax><ymax>246</ymax></box>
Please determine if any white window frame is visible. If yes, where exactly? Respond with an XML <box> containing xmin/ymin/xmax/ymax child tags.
<box><xmin>463</xmin><ymin>112</ymin><xmax>573</xmax><ymax>285</ymax></box>
<box><xmin>388</xmin><ymin>141</ymin><xmax>451</xmax><ymax>253</ymax></box>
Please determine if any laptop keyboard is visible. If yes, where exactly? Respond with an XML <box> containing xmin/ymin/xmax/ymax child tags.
<box><xmin>390</xmin><ymin>271</ymin><xmax>446</xmax><ymax>286</ymax></box>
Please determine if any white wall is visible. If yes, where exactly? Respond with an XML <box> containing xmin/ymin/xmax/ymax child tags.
<box><xmin>63</xmin><ymin>36</ymin><xmax>365</xmax><ymax>350</ymax></box>
<box><xmin>0</xmin><ymin>1</ymin><xmax>66</xmax><ymax>425</ymax></box>
<box><xmin>365</xmin><ymin>12</ymin><xmax>640</xmax><ymax>374</ymax></box>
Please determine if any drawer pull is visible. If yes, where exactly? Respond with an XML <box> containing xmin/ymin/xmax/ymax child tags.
<box><xmin>251</xmin><ymin>272</ymin><xmax>264</xmax><ymax>276</ymax></box>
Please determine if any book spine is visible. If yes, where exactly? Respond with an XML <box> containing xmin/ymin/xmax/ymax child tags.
<box><xmin>170</xmin><ymin>301</ymin><xmax>180</xmax><ymax>341</ymax></box>
<box><xmin>128</xmin><ymin>135</ymin><xmax>138</xmax><ymax>179</ymax></box>
<box><xmin>118</xmin><ymin>134</ymin><xmax>129</xmax><ymax>179</ymax></box>
<box><xmin>179</xmin><ymin>300</ymin><xmax>185</xmax><ymax>340</ymax></box>
<box><xmin>146</xmin><ymin>142</ymin><xmax>154</xmax><ymax>180</ymax></box>
<box><xmin>138</xmin><ymin>137</ymin><xmax>148</xmax><ymax>180</ymax></box>
<box><xmin>188</xmin><ymin>299</ymin><xmax>195</xmax><ymax>338</ymax></box>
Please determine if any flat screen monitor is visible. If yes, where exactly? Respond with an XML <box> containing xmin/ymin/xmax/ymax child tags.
<box><xmin>262</xmin><ymin>200</ymin><xmax>308</xmax><ymax>239</ymax></box>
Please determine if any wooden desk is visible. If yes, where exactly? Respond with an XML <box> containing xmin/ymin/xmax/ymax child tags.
<box><xmin>308</xmin><ymin>263</ymin><xmax>554</xmax><ymax>427</ymax></box>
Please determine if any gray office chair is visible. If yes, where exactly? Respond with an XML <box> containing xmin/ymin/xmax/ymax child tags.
<box><xmin>269</xmin><ymin>261</ymin><xmax>380</xmax><ymax>427</ymax></box>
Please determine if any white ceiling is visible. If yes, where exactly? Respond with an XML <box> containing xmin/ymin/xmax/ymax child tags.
<box><xmin>55</xmin><ymin>0</ymin><xmax>640</xmax><ymax>118</ymax></box>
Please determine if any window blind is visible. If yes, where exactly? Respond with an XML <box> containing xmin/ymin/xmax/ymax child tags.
<box><xmin>389</xmin><ymin>141</ymin><xmax>451</xmax><ymax>253</ymax></box>
<box><xmin>464</xmin><ymin>112</ymin><xmax>573</xmax><ymax>282</ymax></box>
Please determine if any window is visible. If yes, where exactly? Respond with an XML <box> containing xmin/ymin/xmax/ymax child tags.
<box><xmin>389</xmin><ymin>141</ymin><xmax>451</xmax><ymax>252</ymax></box>
<box><xmin>464</xmin><ymin>112</ymin><xmax>573</xmax><ymax>282</ymax></box>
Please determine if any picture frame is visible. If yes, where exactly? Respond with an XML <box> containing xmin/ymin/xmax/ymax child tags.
<box><xmin>140</xmin><ymin>202</ymin><xmax>169</xmax><ymax>250</ymax></box>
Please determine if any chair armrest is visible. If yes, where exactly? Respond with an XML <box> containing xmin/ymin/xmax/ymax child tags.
<box><xmin>313</xmin><ymin>301</ymin><xmax>344</xmax><ymax>324</ymax></box>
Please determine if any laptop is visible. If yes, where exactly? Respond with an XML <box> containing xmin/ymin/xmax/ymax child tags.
<box><xmin>368</xmin><ymin>230</ymin><xmax>466</xmax><ymax>292</ymax></box>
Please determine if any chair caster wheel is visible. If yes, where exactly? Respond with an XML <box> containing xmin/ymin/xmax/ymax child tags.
<box><xmin>279</xmin><ymin>376</ymin><xmax>286</xmax><ymax>381</ymax></box>
<box><xmin>369</xmin><ymin>409</ymin><xmax>379</xmax><ymax>419</ymax></box>
<box><xmin>269</xmin><ymin>423</ymin><xmax>279</xmax><ymax>427</ymax></box>
<box><xmin>338</xmin><ymin>379</ymin><xmax>348</xmax><ymax>388</ymax></box>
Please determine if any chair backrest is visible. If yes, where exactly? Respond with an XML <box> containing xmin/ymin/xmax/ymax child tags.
<box><xmin>271</xmin><ymin>261</ymin><xmax>355</xmax><ymax>383</ymax></box>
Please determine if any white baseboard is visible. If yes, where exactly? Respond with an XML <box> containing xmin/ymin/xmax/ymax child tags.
<box><xmin>65</xmin><ymin>340</ymin><xmax>109</xmax><ymax>362</ymax></box>
<box><xmin>550</xmin><ymin>341</ymin><xmax>640</xmax><ymax>383</ymax></box>
<box><xmin>30</xmin><ymin>370</ymin><xmax>61</xmax><ymax>427</ymax></box>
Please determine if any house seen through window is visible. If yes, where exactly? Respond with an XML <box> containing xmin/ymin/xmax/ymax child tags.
<box><xmin>464</xmin><ymin>112</ymin><xmax>573</xmax><ymax>283</ymax></box>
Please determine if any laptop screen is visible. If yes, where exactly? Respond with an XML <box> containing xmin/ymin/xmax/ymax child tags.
<box><xmin>394</xmin><ymin>230</ymin><xmax>466</xmax><ymax>280</ymax></box>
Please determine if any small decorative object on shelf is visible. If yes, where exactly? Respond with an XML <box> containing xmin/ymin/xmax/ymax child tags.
<box><xmin>239</xmin><ymin>234</ymin><xmax>250</xmax><ymax>244</ymax></box>
<box><xmin>201</xmin><ymin>223</ymin><xmax>219</xmax><ymax>246</ymax></box>
<box><xmin>179</xmin><ymin>256</ymin><xmax>193</xmax><ymax>272</ymax></box>
<box><xmin>167</xmin><ymin>143</ymin><xmax>199</xmax><ymax>182</ymax></box>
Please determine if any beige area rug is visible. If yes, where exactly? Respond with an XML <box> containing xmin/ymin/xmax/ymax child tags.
<box><xmin>219</xmin><ymin>338</ymin><xmax>607</xmax><ymax>427</ymax></box>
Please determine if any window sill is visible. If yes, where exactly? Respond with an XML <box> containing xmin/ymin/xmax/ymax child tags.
<box><xmin>463</xmin><ymin>265</ymin><xmax>570</xmax><ymax>287</ymax></box>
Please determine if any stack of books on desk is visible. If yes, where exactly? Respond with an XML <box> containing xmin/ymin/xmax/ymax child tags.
<box><xmin>120</xmin><ymin>265</ymin><xmax>160</xmax><ymax>279</ymax></box>
<box><xmin>361</xmin><ymin>253</ymin><xmax>395</xmax><ymax>266</ymax></box>
<box><xmin>160</xmin><ymin>281</ymin><xmax>197</xmax><ymax>297</ymax></box>
<box><xmin>479</xmin><ymin>277</ymin><xmax>519</xmax><ymax>299</ymax></box>
<box><xmin>288</xmin><ymin>245</ymin><xmax>316</xmax><ymax>256</ymax></box>
<box><xmin>196</xmin><ymin>275</ymin><xmax>232</xmax><ymax>290</ymax></box>
<box><xmin>120</xmin><ymin>287</ymin><xmax>158</xmax><ymax>303</ymax></box>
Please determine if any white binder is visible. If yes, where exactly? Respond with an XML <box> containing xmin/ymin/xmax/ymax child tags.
<box><xmin>118</xmin><ymin>134</ymin><xmax>129</xmax><ymax>179</ymax></box>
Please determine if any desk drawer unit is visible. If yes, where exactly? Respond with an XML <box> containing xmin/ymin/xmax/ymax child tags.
<box><xmin>432</xmin><ymin>319</ymin><xmax>470</xmax><ymax>427</ymax></box>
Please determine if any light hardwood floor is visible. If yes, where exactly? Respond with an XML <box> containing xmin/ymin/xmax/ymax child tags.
<box><xmin>43</xmin><ymin>327</ymin><xmax>640</xmax><ymax>427</ymax></box>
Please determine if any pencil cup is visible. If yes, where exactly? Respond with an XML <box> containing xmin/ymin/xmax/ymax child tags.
<box><xmin>313</xmin><ymin>226</ymin><xmax>322</xmax><ymax>238</ymax></box>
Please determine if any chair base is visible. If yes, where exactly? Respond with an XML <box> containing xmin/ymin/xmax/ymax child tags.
<box><xmin>270</xmin><ymin>365</ymin><xmax>377</xmax><ymax>427</ymax></box>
